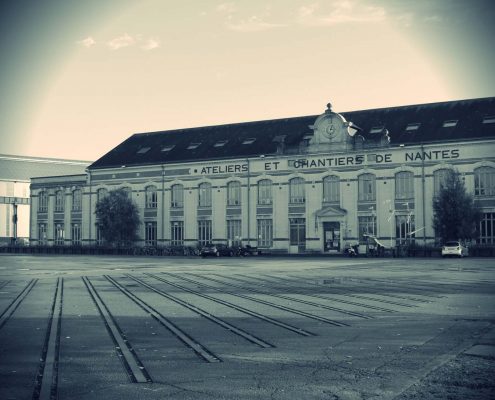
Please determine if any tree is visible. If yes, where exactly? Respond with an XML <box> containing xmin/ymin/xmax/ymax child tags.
<box><xmin>432</xmin><ymin>170</ymin><xmax>481</xmax><ymax>243</ymax></box>
<box><xmin>95</xmin><ymin>189</ymin><xmax>140</xmax><ymax>246</ymax></box>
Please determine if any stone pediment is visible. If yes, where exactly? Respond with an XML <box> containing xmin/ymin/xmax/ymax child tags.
<box><xmin>307</xmin><ymin>103</ymin><xmax>359</xmax><ymax>153</ymax></box>
<box><xmin>315</xmin><ymin>205</ymin><xmax>347</xmax><ymax>218</ymax></box>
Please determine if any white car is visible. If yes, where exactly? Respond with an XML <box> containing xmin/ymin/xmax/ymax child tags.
<box><xmin>441</xmin><ymin>241</ymin><xmax>468</xmax><ymax>258</ymax></box>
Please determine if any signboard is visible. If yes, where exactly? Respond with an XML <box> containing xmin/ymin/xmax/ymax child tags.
<box><xmin>0</xmin><ymin>196</ymin><xmax>30</xmax><ymax>205</ymax></box>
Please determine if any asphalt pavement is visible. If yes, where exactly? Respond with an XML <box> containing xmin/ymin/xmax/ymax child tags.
<box><xmin>0</xmin><ymin>255</ymin><xmax>494</xmax><ymax>399</ymax></box>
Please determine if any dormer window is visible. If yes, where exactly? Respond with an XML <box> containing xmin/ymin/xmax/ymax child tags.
<box><xmin>187</xmin><ymin>143</ymin><xmax>201</xmax><ymax>150</ymax></box>
<box><xmin>242</xmin><ymin>138</ymin><xmax>256</xmax><ymax>145</ymax></box>
<box><xmin>161</xmin><ymin>145</ymin><xmax>175</xmax><ymax>152</ymax></box>
<box><xmin>442</xmin><ymin>120</ymin><xmax>458</xmax><ymax>128</ymax></box>
<box><xmin>214</xmin><ymin>140</ymin><xmax>228</xmax><ymax>147</ymax></box>
<box><xmin>482</xmin><ymin>115</ymin><xmax>495</xmax><ymax>124</ymax></box>
<box><xmin>369</xmin><ymin>126</ymin><xmax>384</xmax><ymax>134</ymax></box>
<box><xmin>405</xmin><ymin>123</ymin><xmax>421</xmax><ymax>131</ymax></box>
<box><xmin>137</xmin><ymin>146</ymin><xmax>151</xmax><ymax>154</ymax></box>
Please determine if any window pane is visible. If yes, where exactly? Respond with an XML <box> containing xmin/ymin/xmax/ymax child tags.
<box><xmin>227</xmin><ymin>181</ymin><xmax>241</xmax><ymax>206</ymax></box>
<box><xmin>289</xmin><ymin>178</ymin><xmax>305</xmax><ymax>204</ymax></box>
<box><xmin>258</xmin><ymin>180</ymin><xmax>272</xmax><ymax>205</ymax></box>
<box><xmin>323</xmin><ymin>176</ymin><xmax>339</xmax><ymax>202</ymax></box>
<box><xmin>358</xmin><ymin>174</ymin><xmax>375</xmax><ymax>201</ymax></box>
<box><xmin>171</xmin><ymin>185</ymin><xmax>184</xmax><ymax>208</ymax></box>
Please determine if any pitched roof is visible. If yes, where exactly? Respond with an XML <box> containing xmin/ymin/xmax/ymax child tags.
<box><xmin>89</xmin><ymin>97</ymin><xmax>495</xmax><ymax>170</ymax></box>
<box><xmin>0</xmin><ymin>154</ymin><xmax>91</xmax><ymax>181</ymax></box>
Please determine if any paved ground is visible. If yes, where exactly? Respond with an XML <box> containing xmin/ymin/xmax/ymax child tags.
<box><xmin>0</xmin><ymin>255</ymin><xmax>494</xmax><ymax>400</ymax></box>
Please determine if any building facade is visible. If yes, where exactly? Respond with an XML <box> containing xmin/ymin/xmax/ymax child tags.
<box><xmin>30</xmin><ymin>98</ymin><xmax>495</xmax><ymax>252</ymax></box>
<box><xmin>0</xmin><ymin>154</ymin><xmax>90</xmax><ymax>244</ymax></box>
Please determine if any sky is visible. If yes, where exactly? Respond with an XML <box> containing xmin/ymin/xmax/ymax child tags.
<box><xmin>0</xmin><ymin>0</ymin><xmax>494</xmax><ymax>161</ymax></box>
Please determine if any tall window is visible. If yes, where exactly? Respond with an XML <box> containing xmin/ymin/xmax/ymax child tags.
<box><xmin>55</xmin><ymin>190</ymin><xmax>64</xmax><ymax>212</ymax></box>
<box><xmin>121</xmin><ymin>186</ymin><xmax>132</xmax><ymax>198</ymax></box>
<box><xmin>358</xmin><ymin>216</ymin><xmax>376</xmax><ymax>244</ymax></box>
<box><xmin>433</xmin><ymin>169</ymin><xmax>452</xmax><ymax>195</ymax></box>
<box><xmin>227</xmin><ymin>181</ymin><xmax>241</xmax><ymax>206</ymax></box>
<box><xmin>145</xmin><ymin>222</ymin><xmax>157</xmax><ymax>246</ymax></box>
<box><xmin>257</xmin><ymin>179</ymin><xmax>273</xmax><ymax>205</ymax></box>
<box><xmin>198</xmin><ymin>220</ymin><xmax>212</xmax><ymax>246</ymax></box>
<box><xmin>198</xmin><ymin>183</ymin><xmax>212</xmax><ymax>207</ymax></box>
<box><xmin>145</xmin><ymin>185</ymin><xmax>158</xmax><ymax>209</ymax></box>
<box><xmin>38</xmin><ymin>223</ymin><xmax>47</xmax><ymax>245</ymax></box>
<box><xmin>395</xmin><ymin>171</ymin><xmax>414</xmax><ymax>200</ymax></box>
<box><xmin>97</xmin><ymin>188</ymin><xmax>108</xmax><ymax>202</ymax></box>
<box><xmin>227</xmin><ymin>219</ymin><xmax>242</xmax><ymax>246</ymax></box>
<box><xmin>171</xmin><ymin>221</ymin><xmax>184</xmax><ymax>246</ymax></box>
<box><xmin>72</xmin><ymin>189</ymin><xmax>82</xmax><ymax>211</ymax></box>
<box><xmin>54</xmin><ymin>223</ymin><xmax>65</xmax><ymax>245</ymax></box>
<box><xmin>358</xmin><ymin>174</ymin><xmax>376</xmax><ymax>201</ymax></box>
<box><xmin>171</xmin><ymin>184</ymin><xmax>184</xmax><ymax>208</ymax></box>
<box><xmin>474</xmin><ymin>167</ymin><xmax>495</xmax><ymax>196</ymax></box>
<box><xmin>71</xmin><ymin>223</ymin><xmax>81</xmax><ymax>245</ymax></box>
<box><xmin>479</xmin><ymin>212</ymin><xmax>495</xmax><ymax>244</ymax></box>
<box><xmin>289</xmin><ymin>218</ymin><xmax>306</xmax><ymax>246</ymax></box>
<box><xmin>95</xmin><ymin>224</ymin><xmax>103</xmax><ymax>245</ymax></box>
<box><xmin>38</xmin><ymin>191</ymin><xmax>48</xmax><ymax>213</ymax></box>
<box><xmin>257</xmin><ymin>219</ymin><xmax>273</xmax><ymax>248</ymax></box>
<box><xmin>395</xmin><ymin>215</ymin><xmax>415</xmax><ymax>245</ymax></box>
<box><xmin>323</xmin><ymin>176</ymin><xmax>340</xmax><ymax>203</ymax></box>
<box><xmin>289</xmin><ymin>178</ymin><xmax>305</xmax><ymax>204</ymax></box>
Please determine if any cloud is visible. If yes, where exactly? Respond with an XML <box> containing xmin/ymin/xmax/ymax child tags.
<box><xmin>107</xmin><ymin>33</ymin><xmax>135</xmax><ymax>50</ymax></box>
<box><xmin>141</xmin><ymin>38</ymin><xmax>160</xmax><ymax>51</ymax></box>
<box><xmin>297</xmin><ymin>1</ymin><xmax>386</xmax><ymax>26</ymax></box>
<box><xmin>216</xmin><ymin>2</ymin><xmax>236</xmax><ymax>14</ymax></box>
<box><xmin>226</xmin><ymin>16</ymin><xmax>286</xmax><ymax>32</ymax></box>
<box><xmin>77</xmin><ymin>36</ymin><xmax>96</xmax><ymax>48</ymax></box>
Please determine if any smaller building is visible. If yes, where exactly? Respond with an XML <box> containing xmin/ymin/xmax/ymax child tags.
<box><xmin>0</xmin><ymin>154</ymin><xmax>90</xmax><ymax>244</ymax></box>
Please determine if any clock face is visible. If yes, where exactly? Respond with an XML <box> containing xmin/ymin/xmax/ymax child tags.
<box><xmin>322</xmin><ymin>118</ymin><xmax>338</xmax><ymax>139</ymax></box>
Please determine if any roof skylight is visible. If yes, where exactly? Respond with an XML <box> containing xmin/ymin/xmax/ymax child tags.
<box><xmin>137</xmin><ymin>147</ymin><xmax>151</xmax><ymax>154</ymax></box>
<box><xmin>242</xmin><ymin>138</ymin><xmax>256</xmax><ymax>145</ymax></box>
<box><xmin>161</xmin><ymin>145</ymin><xmax>175</xmax><ymax>152</ymax></box>
<box><xmin>405</xmin><ymin>123</ymin><xmax>421</xmax><ymax>131</ymax></box>
<box><xmin>214</xmin><ymin>140</ymin><xmax>228</xmax><ymax>147</ymax></box>
<box><xmin>187</xmin><ymin>143</ymin><xmax>201</xmax><ymax>150</ymax></box>
<box><xmin>442</xmin><ymin>120</ymin><xmax>458</xmax><ymax>128</ymax></box>
<box><xmin>482</xmin><ymin>116</ymin><xmax>495</xmax><ymax>124</ymax></box>
<box><xmin>369</xmin><ymin>126</ymin><xmax>384</xmax><ymax>134</ymax></box>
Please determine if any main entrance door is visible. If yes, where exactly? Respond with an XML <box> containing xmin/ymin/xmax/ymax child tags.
<box><xmin>323</xmin><ymin>222</ymin><xmax>340</xmax><ymax>252</ymax></box>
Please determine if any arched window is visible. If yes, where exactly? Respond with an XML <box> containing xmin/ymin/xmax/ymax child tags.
<box><xmin>198</xmin><ymin>182</ymin><xmax>212</xmax><ymax>207</ymax></box>
<box><xmin>145</xmin><ymin>185</ymin><xmax>157</xmax><ymax>208</ymax></box>
<box><xmin>323</xmin><ymin>176</ymin><xmax>340</xmax><ymax>203</ymax></box>
<box><xmin>55</xmin><ymin>190</ymin><xmax>64</xmax><ymax>212</ymax></box>
<box><xmin>257</xmin><ymin>179</ymin><xmax>272</xmax><ymax>205</ymax></box>
<box><xmin>121</xmin><ymin>186</ymin><xmax>132</xmax><ymax>198</ymax></box>
<box><xmin>474</xmin><ymin>166</ymin><xmax>495</xmax><ymax>196</ymax></box>
<box><xmin>97</xmin><ymin>188</ymin><xmax>108</xmax><ymax>202</ymax></box>
<box><xmin>72</xmin><ymin>188</ymin><xmax>82</xmax><ymax>211</ymax></box>
<box><xmin>395</xmin><ymin>171</ymin><xmax>414</xmax><ymax>200</ymax></box>
<box><xmin>171</xmin><ymin>184</ymin><xmax>184</xmax><ymax>208</ymax></box>
<box><xmin>358</xmin><ymin>174</ymin><xmax>376</xmax><ymax>201</ymax></box>
<box><xmin>433</xmin><ymin>169</ymin><xmax>453</xmax><ymax>195</ymax></box>
<box><xmin>38</xmin><ymin>191</ymin><xmax>48</xmax><ymax>213</ymax></box>
<box><xmin>289</xmin><ymin>177</ymin><xmax>305</xmax><ymax>204</ymax></box>
<box><xmin>227</xmin><ymin>181</ymin><xmax>241</xmax><ymax>206</ymax></box>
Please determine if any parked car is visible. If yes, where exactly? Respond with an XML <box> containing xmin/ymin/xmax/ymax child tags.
<box><xmin>441</xmin><ymin>241</ymin><xmax>468</xmax><ymax>258</ymax></box>
<box><xmin>236</xmin><ymin>244</ymin><xmax>259</xmax><ymax>256</ymax></box>
<box><xmin>200</xmin><ymin>243</ymin><xmax>235</xmax><ymax>257</ymax></box>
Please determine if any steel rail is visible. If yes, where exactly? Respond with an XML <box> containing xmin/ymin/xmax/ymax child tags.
<box><xmin>242</xmin><ymin>274</ymin><xmax>419</xmax><ymax>308</ymax></box>
<box><xmin>104</xmin><ymin>275</ymin><xmax>221</xmax><ymax>363</ymax></box>
<box><xmin>145</xmin><ymin>273</ymin><xmax>315</xmax><ymax>337</ymax></box>
<box><xmin>126</xmin><ymin>274</ymin><xmax>275</xmax><ymax>349</ymax></box>
<box><xmin>0</xmin><ymin>279</ymin><xmax>37</xmax><ymax>330</ymax></box>
<box><xmin>163</xmin><ymin>273</ymin><xmax>352</xmax><ymax>325</ymax></box>
<box><xmin>82</xmin><ymin>276</ymin><xmax>152</xmax><ymax>383</ymax></box>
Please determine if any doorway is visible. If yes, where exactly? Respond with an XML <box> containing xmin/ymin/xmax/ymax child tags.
<box><xmin>323</xmin><ymin>222</ymin><xmax>340</xmax><ymax>252</ymax></box>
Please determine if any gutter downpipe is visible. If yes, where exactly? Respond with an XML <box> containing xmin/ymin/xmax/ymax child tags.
<box><xmin>87</xmin><ymin>169</ymin><xmax>92</xmax><ymax>246</ymax></box>
<box><xmin>247</xmin><ymin>158</ymin><xmax>251</xmax><ymax>247</ymax></box>
<box><xmin>421</xmin><ymin>143</ymin><xmax>426</xmax><ymax>250</ymax></box>
<box><xmin>161</xmin><ymin>165</ymin><xmax>165</xmax><ymax>245</ymax></box>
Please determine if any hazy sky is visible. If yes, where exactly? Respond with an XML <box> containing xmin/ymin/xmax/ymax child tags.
<box><xmin>1</xmin><ymin>0</ymin><xmax>494</xmax><ymax>161</ymax></box>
